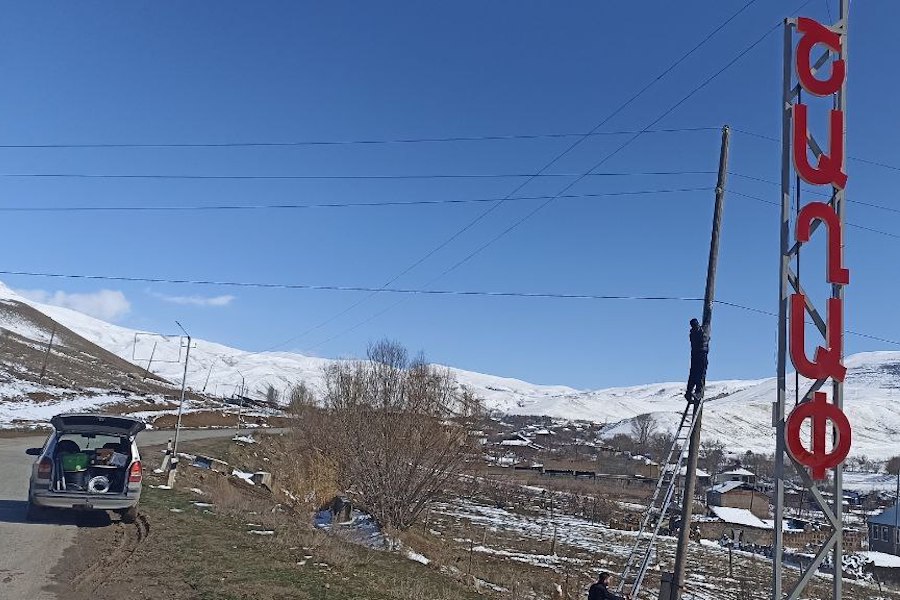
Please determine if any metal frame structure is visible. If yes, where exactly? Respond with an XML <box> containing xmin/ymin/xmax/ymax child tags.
<box><xmin>131</xmin><ymin>331</ymin><xmax>185</xmax><ymax>364</ymax></box>
<box><xmin>773</xmin><ymin>3</ymin><xmax>849</xmax><ymax>598</ymax></box>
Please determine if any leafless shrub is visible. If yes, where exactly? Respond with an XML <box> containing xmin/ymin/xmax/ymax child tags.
<box><xmin>630</xmin><ymin>413</ymin><xmax>658</xmax><ymax>447</ymax></box>
<box><xmin>700</xmin><ymin>438</ymin><xmax>726</xmax><ymax>475</ymax></box>
<box><xmin>297</xmin><ymin>340</ymin><xmax>482</xmax><ymax>531</ymax></box>
<box><xmin>481</xmin><ymin>475</ymin><xmax>518</xmax><ymax>509</ymax></box>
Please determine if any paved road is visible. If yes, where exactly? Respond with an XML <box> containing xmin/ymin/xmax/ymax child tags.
<box><xmin>0</xmin><ymin>428</ymin><xmax>244</xmax><ymax>600</ymax></box>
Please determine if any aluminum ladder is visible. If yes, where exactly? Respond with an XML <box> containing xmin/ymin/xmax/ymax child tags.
<box><xmin>616</xmin><ymin>400</ymin><xmax>703</xmax><ymax>598</ymax></box>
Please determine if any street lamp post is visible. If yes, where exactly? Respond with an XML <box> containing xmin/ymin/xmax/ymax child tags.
<box><xmin>235</xmin><ymin>371</ymin><xmax>245</xmax><ymax>438</ymax></box>
<box><xmin>169</xmin><ymin>321</ymin><xmax>192</xmax><ymax>486</ymax></box>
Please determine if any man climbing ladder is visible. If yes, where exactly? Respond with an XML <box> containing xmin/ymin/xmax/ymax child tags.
<box><xmin>685</xmin><ymin>318</ymin><xmax>708</xmax><ymax>403</ymax></box>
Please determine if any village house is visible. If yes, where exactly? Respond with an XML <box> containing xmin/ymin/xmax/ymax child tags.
<box><xmin>634</xmin><ymin>456</ymin><xmax>660</xmax><ymax>480</ymax></box>
<box><xmin>716</xmin><ymin>467</ymin><xmax>756</xmax><ymax>485</ymax></box>
<box><xmin>706</xmin><ymin>480</ymin><xmax>768</xmax><ymax>519</ymax></box>
<box><xmin>869</xmin><ymin>504</ymin><xmax>900</xmax><ymax>555</ymax></box>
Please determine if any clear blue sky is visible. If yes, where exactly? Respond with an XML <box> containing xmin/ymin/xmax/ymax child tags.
<box><xmin>0</xmin><ymin>1</ymin><xmax>896</xmax><ymax>389</ymax></box>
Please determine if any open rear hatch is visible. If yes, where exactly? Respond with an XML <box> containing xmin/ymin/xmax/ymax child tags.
<box><xmin>51</xmin><ymin>414</ymin><xmax>146</xmax><ymax>438</ymax></box>
<box><xmin>46</xmin><ymin>414</ymin><xmax>145</xmax><ymax>496</ymax></box>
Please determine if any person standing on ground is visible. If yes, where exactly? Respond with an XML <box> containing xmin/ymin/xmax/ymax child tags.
<box><xmin>588</xmin><ymin>572</ymin><xmax>630</xmax><ymax>600</ymax></box>
<box><xmin>685</xmin><ymin>318</ymin><xmax>708</xmax><ymax>402</ymax></box>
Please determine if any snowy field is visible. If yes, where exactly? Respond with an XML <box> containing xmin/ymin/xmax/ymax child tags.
<box><xmin>2</xmin><ymin>280</ymin><xmax>900</xmax><ymax>459</ymax></box>
<box><xmin>424</xmin><ymin>497</ymin><xmax>900</xmax><ymax>600</ymax></box>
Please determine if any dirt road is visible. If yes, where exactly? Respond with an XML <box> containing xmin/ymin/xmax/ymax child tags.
<box><xmin>0</xmin><ymin>428</ymin><xmax>244</xmax><ymax>600</ymax></box>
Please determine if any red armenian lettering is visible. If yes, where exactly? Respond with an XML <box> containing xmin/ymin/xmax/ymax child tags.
<box><xmin>792</xmin><ymin>104</ymin><xmax>848</xmax><ymax>189</ymax></box>
<box><xmin>790</xmin><ymin>294</ymin><xmax>847</xmax><ymax>382</ymax></box>
<box><xmin>796</xmin><ymin>201</ymin><xmax>850</xmax><ymax>285</ymax></box>
<box><xmin>795</xmin><ymin>17</ymin><xmax>845</xmax><ymax>96</ymax></box>
<box><xmin>784</xmin><ymin>15</ymin><xmax>852</xmax><ymax>483</ymax></box>
<box><xmin>786</xmin><ymin>391</ymin><xmax>852</xmax><ymax>481</ymax></box>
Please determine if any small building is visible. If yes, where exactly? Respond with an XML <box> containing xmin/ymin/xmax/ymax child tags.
<box><xmin>717</xmin><ymin>468</ymin><xmax>756</xmax><ymax>485</ymax></box>
<box><xmin>707</xmin><ymin>480</ymin><xmax>768</xmax><ymax>519</ymax></box>
<box><xmin>869</xmin><ymin>504</ymin><xmax>900</xmax><ymax>555</ymax></box>
<box><xmin>675</xmin><ymin>465</ymin><xmax>712</xmax><ymax>489</ymax></box>
<box><xmin>498</xmin><ymin>434</ymin><xmax>545</xmax><ymax>451</ymax></box>
<box><xmin>634</xmin><ymin>457</ymin><xmax>660</xmax><ymax>480</ymax></box>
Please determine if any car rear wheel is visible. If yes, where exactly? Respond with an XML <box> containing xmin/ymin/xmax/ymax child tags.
<box><xmin>119</xmin><ymin>506</ymin><xmax>138</xmax><ymax>524</ymax></box>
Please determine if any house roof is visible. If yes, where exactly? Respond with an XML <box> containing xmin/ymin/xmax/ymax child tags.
<box><xmin>500</xmin><ymin>439</ymin><xmax>531</xmax><ymax>446</ymax></box>
<box><xmin>860</xmin><ymin>551</ymin><xmax>900</xmax><ymax>568</ymax></box>
<box><xmin>722</xmin><ymin>468</ymin><xmax>755</xmax><ymax>477</ymax></box>
<box><xmin>709</xmin><ymin>506</ymin><xmax>769</xmax><ymax>529</ymax></box>
<box><xmin>869</xmin><ymin>504</ymin><xmax>900</xmax><ymax>526</ymax></box>
<box><xmin>711</xmin><ymin>481</ymin><xmax>746</xmax><ymax>494</ymax></box>
<box><xmin>673</xmin><ymin>466</ymin><xmax>710</xmax><ymax>477</ymax></box>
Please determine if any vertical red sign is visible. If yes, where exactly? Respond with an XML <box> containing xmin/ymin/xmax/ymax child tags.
<box><xmin>785</xmin><ymin>16</ymin><xmax>852</xmax><ymax>480</ymax></box>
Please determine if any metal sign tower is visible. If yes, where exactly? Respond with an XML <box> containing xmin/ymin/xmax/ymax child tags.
<box><xmin>773</xmin><ymin>1</ymin><xmax>851</xmax><ymax>598</ymax></box>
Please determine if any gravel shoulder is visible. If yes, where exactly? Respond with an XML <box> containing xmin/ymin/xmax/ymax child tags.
<box><xmin>0</xmin><ymin>429</ymin><xmax>243</xmax><ymax>599</ymax></box>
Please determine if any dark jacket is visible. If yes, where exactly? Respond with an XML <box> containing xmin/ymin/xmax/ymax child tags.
<box><xmin>588</xmin><ymin>581</ymin><xmax>625</xmax><ymax>600</ymax></box>
<box><xmin>689</xmin><ymin>325</ymin><xmax>708</xmax><ymax>355</ymax></box>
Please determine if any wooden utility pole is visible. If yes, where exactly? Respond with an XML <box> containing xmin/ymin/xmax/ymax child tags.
<box><xmin>667</xmin><ymin>125</ymin><xmax>730</xmax><ymax>600</ymax></box>
<box><xmin>39</xmin><ymin>326</ymin><xmax>57</xmax><ymax>382</ymax></box>
<box><xmin>143</xmin><ymin>341</ymin><xmax>157</xmax><ymax>381</ymax></box>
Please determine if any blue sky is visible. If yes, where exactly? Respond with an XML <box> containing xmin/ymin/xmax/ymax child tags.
<box><xmin>0</xmin><ymin>1</ymin><xmax>896</xmax><ymax>389</ymax></box>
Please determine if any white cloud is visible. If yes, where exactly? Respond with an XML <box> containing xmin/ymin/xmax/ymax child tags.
<box><xmin>16</xmin><ymin>288</ymin><xmax>131</xmax><ymax>322</ymax></box>
<box><xmin>152</xmin><ymin>292</ymin><xmax>235</xmax><ymax>307</ymax></box>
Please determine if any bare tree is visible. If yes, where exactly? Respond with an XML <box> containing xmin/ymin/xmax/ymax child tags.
<box><xmin>608</xmin><ymin>433</ymin><xmax>635</xmax><ymax>454</ymax></box>
<box><xmin>288</xmin><ymin>381</ymin><xmax>316</xmax><ymax>414</ymax></box>
<box><xmin>481</xmin><ymin>476</ymin><xmax>517</xmax><ymax>509</ymax></box>
<box><xmin>700</xmin><ymin>438</ymin><xmax>727</xmax><ymax>475</ymax></box>
<box><xmin>649</xmin><ymin>431</ymin><xmax>675</xmax><ymax>462</ymax></box>
<box><xmin>265</xmin><ymin>384</ymin><xmax>279</xmax><ymax>404</ymax></box>
<box><xmin>630</xmin><ymin>413</ymin><xmax>658</xmax><ymax>448</ymax></box>
<box><xmin>886</xmin><ymin>456</ymin><xmax>900</xmax><ymax>476</ymax></box>
<box><xmin>318</xmin><ymin>339</ymin><xmax>482</xmax><ymax>530</ymax></box>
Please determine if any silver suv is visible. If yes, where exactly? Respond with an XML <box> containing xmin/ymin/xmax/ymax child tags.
<box><xmin>26</xmin><ymin>413</ymin><xmax>145</xmax><ymax>523</ymax></box>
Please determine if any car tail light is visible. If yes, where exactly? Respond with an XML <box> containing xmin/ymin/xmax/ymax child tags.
<box><xmin>37</xmin><ymin>457</ymin><xmax>52</xmax><ymax>480</ymax></box>
<box><xmin>129</xmin><ymin>461</ymin><xmax>143</xmax><ymax>483</ymax></box>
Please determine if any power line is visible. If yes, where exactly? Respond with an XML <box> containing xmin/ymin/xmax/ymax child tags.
<box><xmin>729</xmin><ymin>189</ymin><xmax>900</xmax><ymax>239</ymax></box>
<box><xmin>716</xmin><ymin>300</ymin><xmax>900</xmax><ymax>346</ymax></box>
<box><xmin>435</xmin><ymin>9</ymin><xmax>793</xmax><ymax>282</ymax></box>
<box><xmin>732</xmin><ymin>127</ymin><xmax>900</xmax><ymax>174</ymax></box>
<box><xmin>303</xmin><ymin>0</ymin><xmax>818</xmax><ymax>352</ymax></box>
<box><xmin>0</xmin><ymin>187</ymin><xmax>714</xmax><ymax>213</ymax></box>
<box><xmin>0</xmin><ymin>169</ymin><xmax>715</xmax><ymax>182</ymax></box>
<box><xmin>729</xmin><ymin>169</ymin><xmax>900</xmax><ymax>227</ymax></box>
<box><xmin>0</xmin><ymin>269</ymin><xmax>702</xmax><ymax>301</ymax></box>
<box><xmin>270</xmin><ymin>0</ymin><xmax>765</xmax><ymax>353</ymax></box>
<box><xmin>4</xmin><ymin>268</ymin><xmax>897</xmax><ymax>347</ymax></box>
<box><xmin>0</xmin><ymin>127</ymin><xmax>719</xmax><ymax>150</ymax></box>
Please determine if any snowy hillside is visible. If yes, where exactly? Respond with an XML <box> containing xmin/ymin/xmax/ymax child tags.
<box><xmin>1</xmin><ymin>282</ymin><xmax>899</xmax><ymax>458</ymax></box>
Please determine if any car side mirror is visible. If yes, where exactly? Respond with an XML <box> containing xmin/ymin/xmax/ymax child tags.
<box><xmin>25</xmin><ymin>448</ymin><xmax>42</xmax><ymax>456</ymax></box>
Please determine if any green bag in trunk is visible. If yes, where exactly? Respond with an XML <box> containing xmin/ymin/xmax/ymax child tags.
<box><xmin>61</xmin><ymin>452</ymin><xmax>88</xmax><ymax>472</ymax></box>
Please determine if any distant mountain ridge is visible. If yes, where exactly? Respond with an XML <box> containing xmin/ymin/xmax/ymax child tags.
<box><xmin>0</xmin><ymin>281</ymin><xmax>898</xmax><ymax>458</ymax></box>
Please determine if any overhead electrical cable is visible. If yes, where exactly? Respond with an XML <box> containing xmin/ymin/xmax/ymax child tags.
<box><xmin>0</xmin><ymin>127</ymin><xmax>718</xmax><ymax>149</ymax></box>
<box><xmin>0</xmin><ymin>187</ymin><xmax>714</xmax><ymax>213</ymax></box>
<box><xmin>3</xmin><ymin>268</ymin><xmax>895</xmax><ymax>346</ymax></box>
<box><xmin>302</xmin><ymin>3</ymin><xmax>811</xmax><ymax>352</ymax></box>
<box><xmin>716</xmin><ymin>300</ymin><xmax>900</xmax><ymax>346</ymax></box>
<box><xmin>729</xmin><ymin>190</ymin><xmax>900</xmax><ymax>239</ymax></box>
<box><xmin>0</xmin><ymin>169</ymin><xmax>715</xmax><ymax>182</ymax></box>
<box><xmin>732</xmin><ymin>127</ymin><xmax>900</xmax><ymax>174</ymax></box>
<box><xmin>262</xmin><ymin>0</ymin><xmax>766</xmax><ymax>353</ymax></box>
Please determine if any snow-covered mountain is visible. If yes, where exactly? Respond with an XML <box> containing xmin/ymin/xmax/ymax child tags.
<box><xmin>1</xmin><ymin>281</ymin><xmax>898</xmax><ymax>458</ymax></box>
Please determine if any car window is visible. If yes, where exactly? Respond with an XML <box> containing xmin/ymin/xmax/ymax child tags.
<box><xmin>56</xmin><ymin>433</ymin><xmax>127</xmax><ymax>452</ymax></box>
